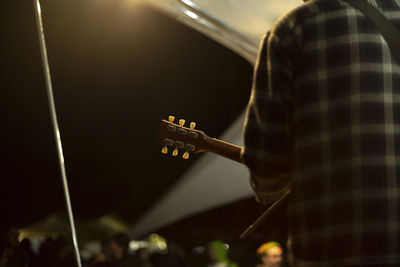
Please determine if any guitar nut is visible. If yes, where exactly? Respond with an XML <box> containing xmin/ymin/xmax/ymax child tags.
<box><xmin>188</xmin><ymin>131</ymin><xmax>198</xmax><ymax>138</ymax></box>
<box><xmin>163</xmin><ymin>138</ymin><xmax>174</xmax><ymax>146</ymax></box>
<box><xmin>175</xmin><ymin>141</ymin><xmax>185</xmax><ymax>149</ymax></box>
<box><xmin>167</xmin><ymin>125</ymin><xmax>177</xmax><ymax>132</ymax></box>
<box><xmin>185</xmin><ymin>144</ymin><xmax>195</xmax><ymax>151</ymax></box>
<box><xmin>177</xmin><ymin>128</ymin><xmax>187</xmax><ymax>135</ymax></box>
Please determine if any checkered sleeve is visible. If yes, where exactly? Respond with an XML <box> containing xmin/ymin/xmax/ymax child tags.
<box><xmin>242</xmin><ymin>30</ymin><xmax>295</xmax><ymax>204</ymax></box>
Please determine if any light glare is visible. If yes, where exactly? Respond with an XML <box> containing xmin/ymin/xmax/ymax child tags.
<box><xmin>181</xmin><ymin>0</ymin><xmax>195</xmax><ymax>7</ymax></box>
<box><xmin>184</xmin><ymin>10</ymin><xmax>198</xmax><ymax>20</ymax></box>
<box><xmin>36</xmin><ymin>0</ymin><xmax>42</xmax><ymax>15</ymax></box>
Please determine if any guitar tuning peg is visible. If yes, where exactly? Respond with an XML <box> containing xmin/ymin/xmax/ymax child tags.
<box><xmin>161</xmin><ymin>146</ymin><xmax>168</xmax><ymax>154</ymax></box>
<box><xmin>172</xmin><ymin>148</ymin><xmax>178</xmax><ymax>156</ymax></box>
<box><xmin>179</xmin><ymin>119</ymin><xmax>185</xmax><ymax>127</ymax></box>
<box><xmin>168</xmin><ymin>116</ymin><xmax>175</xmax><ymax>123</ymax></box>
<box><xmin>182</xmin><ymin>151</ymin><xmax>189</xmax><ymax>159</ymax></box>
<box><xmin>190</xmin><ymin>122</ymin><xmax>196</xmax><ymax>130</ymax></box>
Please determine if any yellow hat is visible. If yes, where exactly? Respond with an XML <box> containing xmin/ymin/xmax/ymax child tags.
<box><xmin>256</xmin><ymin>241</ymin><xmax>281</xmax><ymax>255</ymax></box>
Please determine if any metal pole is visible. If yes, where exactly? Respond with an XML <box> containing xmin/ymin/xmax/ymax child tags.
<box><xmin>32</xmin><ymin>1</ymin><xmax>82</xmax><ymax>266</ymax></box>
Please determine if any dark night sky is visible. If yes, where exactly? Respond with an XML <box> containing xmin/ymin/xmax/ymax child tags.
<box><xmin>1</xmin><ymin>0</ymin><xmax>255</xmax><ymax>230</ymax></box>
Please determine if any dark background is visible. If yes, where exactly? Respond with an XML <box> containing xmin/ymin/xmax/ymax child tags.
<box><xmin>1</xmin><ymin>0</ymin><xmax>288</xmax><ymax>261</ymax></box>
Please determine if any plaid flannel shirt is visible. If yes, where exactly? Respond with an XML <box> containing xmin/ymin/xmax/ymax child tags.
<box><xmin>242</xmin><ymin>0</ymin><xmax>400</xmax><ymax>265</ymax></box>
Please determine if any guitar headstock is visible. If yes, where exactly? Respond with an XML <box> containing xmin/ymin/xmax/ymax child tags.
<box><xmin>157</xmin><ymin>116</ymin><xmax>209</xmax><ymax>159</ymax></box>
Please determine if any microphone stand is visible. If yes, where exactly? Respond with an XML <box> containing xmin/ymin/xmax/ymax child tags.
<box><xmin>239</xmin><ymin>190</ymin><xmax>290</xmax><ymax>240</ymax></box>
<box><xmin>33</xmin><ymin>1</ymin><xmax>82</xmax><ymax>266</ymax></box>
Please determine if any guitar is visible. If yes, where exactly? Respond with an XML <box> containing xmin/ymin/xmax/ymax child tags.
<box><xmin>157</xmin><ymin>116</ymin><xmax>243</xmax><ymax>163</ymax></box>
<box><xmin>157</xmin><ymin>116</ymin><xmax>291</xmax><ymax>240</ymax></box>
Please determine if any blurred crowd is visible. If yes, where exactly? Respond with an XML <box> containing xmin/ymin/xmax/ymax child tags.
<box><xmin>0</xmin><ymin>227</ymin><xmax>286</xmax><ymax>267</ymax></box>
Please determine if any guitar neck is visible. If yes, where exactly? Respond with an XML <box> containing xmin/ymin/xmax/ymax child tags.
<box><xmin>203</xmin><ymin>137</ymin><xmax>243</xmax><ymax>164</ymax></box>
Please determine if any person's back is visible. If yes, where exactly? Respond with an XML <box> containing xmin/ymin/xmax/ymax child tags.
<box><xmin>242</xmin><ymin>0</ymin><xmax>400</xmax><ymax>265</ymax></box>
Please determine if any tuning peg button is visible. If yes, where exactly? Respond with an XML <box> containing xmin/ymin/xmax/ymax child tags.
<box><xmin>182</xmin><ymin>151</ymin><xmax>189</xmax><ymax>159</ymax></box>
<box><xmin>161</xmin><ymin>146</ymin><xmax>168</xmax><ymax>154</ymax></box>
<box><xmin>172</xmin><ymin>148</ymin><xmax>178</xmax><ymax>156</ymax></box>
<box><xmin>168</xmin><ymin>116</ymin><xmax>175</xmax><ymax>123</ymax></box>
<box><xmin>179</xmin><ymin>119</ymin><xmax>185</xmax><ymax>127</ymax></box>
<box><xmin>190</xmin><ymin>122</ymin><xmax>196</xmax><ymax>129</ymax></box>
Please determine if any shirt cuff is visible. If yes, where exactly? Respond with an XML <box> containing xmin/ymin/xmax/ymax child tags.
<box><xmin>249</xmin><ymin>174</ymin><xmax>291</xmax><ymax>205</ymax></box>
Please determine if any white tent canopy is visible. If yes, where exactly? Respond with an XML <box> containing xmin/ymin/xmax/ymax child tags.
<box><xmin>131</xmin><ymin>0</ymin><xmax>300</xmax><ymax>238</ymax></box>
<box><xmin>143</xmin><ymin>0</ymin><xmax>300</xmax><ymax>63</ymax></box>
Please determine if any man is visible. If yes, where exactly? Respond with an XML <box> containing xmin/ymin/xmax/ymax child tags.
<box><xmin>91</xmin><ymin>233</ymin><xmax>138</xmax><ymax>267</ymax></box>
<box><xmin>241</xmin><ymin>0</ymin><xmax>400</xmax><ymax>265</ymax></box>
<box><xmin>256</xmin><ymin>242</ymin><xmax>283</xmax><ymax>267</ymax></box>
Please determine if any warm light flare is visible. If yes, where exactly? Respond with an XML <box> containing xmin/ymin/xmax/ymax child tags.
<box><xmin>181</xmin><ymin>0</ymin><xmax>196</xmax><ymax>7</ymax></box>
<box><xmin>184</xmin><ymin>10</ymin><xmax>199</xmax><ymax>20</ymax></box>
<box><xmin>36</xmin><ymin>0</ymin><xmax>42</xmax><ymax>15</ymax></box>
